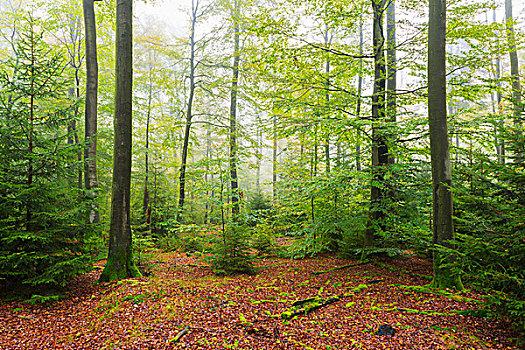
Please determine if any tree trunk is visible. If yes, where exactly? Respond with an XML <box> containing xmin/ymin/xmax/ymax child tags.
<box><xmin>83</xmin><ymin>0</ymin><xmax>100</xmax><ymax>224</ymax></box>
<box><xmin>428</xmin><ymin>0</ymin><xmax>462</xmax><ymax>290</ymax></box>
<box><xmin>324</xmin><ymin>26</ymin><xmax>331</xmax><ymax>174</ymax></box>
<box><xmin>99</xmin><ymin>0</ymin><xmax>141</xmax><ymax>282</ymax></box>
<box><xmin>355</xmin><ymin>20</ymin><xmax>364</xmax><ymax>172</ymax></box>
<box><xmin>505</xmin><ymin>0</ymin><xmax>523</xmax><ymax>164</ymax></box>
<box><xmin>386</xmin><ymin>0</ymin><xmax>396</xmax><ymax>165</ymax></box>
<box><xmin>204</xmin><ymin>128</ymin><xmax>211</xmax><ymax>223</ymax></box>
<box><xmin>229</xmin><ymin>0</ymin><xmax>241</xmax><ymax>219</ymax></box>
<box><xmin>143</xmin><ymin>64</ymin><xmax>152</xmax><ymax>231</ymax></box>
<box><xmin>178</xmin><ymin>0</ymin><xmax>199</xmax><ymax>221</ymax></box>
<box><xmin>272</xmin><ymin>112</ymin><xmax>278</xmax><ymax>200</ymax></box>
<box><xmin>492</xmin><ymin>9</ymin><xmax>504</xmax><ymax>163</ymax></box>
<box><xmin>365</xmin><ymin>0</ymin><xmax>388</xmax><ymax>247</ymax></box>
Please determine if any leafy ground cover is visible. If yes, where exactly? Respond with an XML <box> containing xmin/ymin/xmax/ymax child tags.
<box><xmin>0</xmin><ymin>251</ymin><xmax>520</xmax><ymax>349</ymax></box>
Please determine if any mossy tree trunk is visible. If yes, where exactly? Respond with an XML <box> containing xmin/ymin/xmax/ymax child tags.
<box><xmin>99</xmin><ymin>0</ymin><xmax>140</xmax><ymax>282</ymax></box>
<box><xmin>428</xmin><ymin>0</ymin><xmax>462</xmax><ymax>290</ymax></box>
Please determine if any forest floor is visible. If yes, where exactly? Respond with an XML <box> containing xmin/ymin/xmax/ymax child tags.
<box><xmin>0</xmin><ymin>249</ymin><xmax>521</xmax><ymax>349</ymax></box>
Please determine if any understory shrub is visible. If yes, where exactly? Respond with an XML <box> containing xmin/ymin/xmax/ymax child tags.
<box><xmin>0</xmin><ymin>17</ymin><xmax>100</xmax><ymax>290</ymax></box>
<box><xmin>210</xmin><ymin>223</ymin><xmax>254</xmax><ymax>275</ymax></box>
<box><xmin>156</xmin><ymin>224</ymin><xmax>206</xmax><ymax>253</ymax></box>
<box><xmin>251</xmin><ymin>223</ymin><xmax>280</xmax><ymax>257</ymax></box>
<box><xmin>450</xmin><ymin>138</ymin><xmax>525</xmax><ymax>335</ymax></box>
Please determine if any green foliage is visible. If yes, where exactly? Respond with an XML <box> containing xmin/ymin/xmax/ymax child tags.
<box><xmin>132</xmin><ymin>228</ymin><xmax>155</xmax><ymax>275</ymax></box>
<box><xmin>251</xmin><ymin>223</ymin><xmax>280</xmax><ymax>257</ymax></box>
<box><xmin>209</xmin><ymin>223</ymin><xmax>255</xmax><ymax>276</ymax></box>
<box><xmin>155</xmin><ymin>224</ymin><xmax>206</xmax><ymax>253</ymax></box>
<box><xmin>447</xmin><ymin>129</ymin><xmax>525</xmax><ymax>334</ymax></box>
<box><xmin>0</xmin><ymin>16</ymin><xmax>99</xmax><ymax>289</ymax></box>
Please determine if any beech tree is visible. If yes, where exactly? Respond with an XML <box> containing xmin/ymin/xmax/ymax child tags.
<box><xmin>428</xmin><ymin>0</ymin><xmax>462</xmax><ymax>290</ymax></box>
<box><xmin>365</xmin><ymin>0</ymin><xmax>388</xmax><ymax>247</ymax></box>
<box><xmin>99</xmin><ymin>0</ymin><xmax>141</xmax><ymax>282</ymax></box>
<box><xmin>229</xmin><ymin>0</ymin><xmax>241</xmax><ymax>218</ymax></box>
<box><xmin>83</xmin><ymin>0</ymin><xmax>100</xmax><ymax>223</ymax></box>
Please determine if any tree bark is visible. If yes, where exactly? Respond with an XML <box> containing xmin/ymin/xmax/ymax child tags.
<box><xmin>83</xmin><ymin>0</ymin><xmax>100</xmax><ymax>224</ymax></box>
<box><xmin>365</xmin><ymin>0</ymin><xmax>388</xmax><ymax>247</ymax></box>
<box><xmin>386</xmin><ymin>0</ymin><xmax>396</xmax><ymax>165</ymax></box>
<box><xmin>428</xmin><ymin>0</ymin><xmax>462</xmax><ymax>290</ymax></box>
<box><xmin>99</xmin><ymin>0</ymin><xmax>141</xmax><ymax>282</ymax></box>
<box><xmin>272</xmin><ymin>112</ymin><xmax>278</xmax><ymax>200</ymax></box>
<box><xmin>356</xmin><ymin>20</ymin><xmax>364</xmax><ymax>172</ymax></box>
<box><xmin>229</xmin><ymin>0</ymin><xmax>241</xmax><ymax>219</ymax></box>
<box><xmin>324</xmin><ymin>26</ymin><xmax>331</xmax><ymax>174</ymax></box>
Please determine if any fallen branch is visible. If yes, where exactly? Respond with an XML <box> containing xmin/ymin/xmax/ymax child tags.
<box><xmin>170</xmin><ymin>326</ymin><xmax>189</xmax><ymax>343</ymax></box>
<box><xmin>280</xmin><ymin>295</ymin><xmax>341</xmax><ymax>320</ymax></box>
<box><xmin>310</xmin><ymin>261</ymin><xmax>369</xmax><ymax>276</ymax></box>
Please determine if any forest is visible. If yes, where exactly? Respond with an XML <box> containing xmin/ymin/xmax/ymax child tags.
<box><xmin>0</xmin><ymin>0</ymin><xmax>524</xmax><ymax>348</ymax></box>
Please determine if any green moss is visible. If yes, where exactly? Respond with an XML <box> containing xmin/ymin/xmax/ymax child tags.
<box><xmin>98</xmin><ymin>246</ymin><xmax>141</xmax><ymax>283</ymax></box>
<box><xmin>430</xmin><ymin>258</ymin><xmax>463</xmax><ymax>291</ymax></box>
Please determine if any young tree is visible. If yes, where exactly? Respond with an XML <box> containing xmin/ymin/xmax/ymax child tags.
<box><xmin>99</xmin><ymin>0</ymin><xmax>141</xmax><ymax>282</ymax></box>
<box><xmin>0</xmin><ymin>14</ymin><xmax>96</xmax><ymax>287</ymax></box>
<box><xmin>428</xmin><ymin>0</ymin><xmax>462</xmax><ymax>290</ymax></box>
<box><xmin>83</xmin><ymin>0</ymin><xmax>100</xmax><ymax>223</ymax></box>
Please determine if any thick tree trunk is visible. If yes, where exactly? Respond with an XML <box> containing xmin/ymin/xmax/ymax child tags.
<box><xmin>83</xmin><ymin>0</ymin><xmax>100</xmax><ymax>224</ymax></box>
<box><xmin>428</xmin><ymin>0</ymin><xmax>462</xmax><ymax>290</ymax></box>
<box><xmin>229</xmin><ymin>0</ymin><xmax>241</xmax><ymax>219</ymax></box>
<box><xmin>505</xmin><ymin>0</ymin><xmax>523</xmax><ymax>164</ymax></box>
<box><xmin>99</xmin><ymin>0</ymin><xmax>141</xmax><ymax>282</ymax></box>
<box><xmin>365</xmin><ymin>0</ymin><xmax>388</xmax><ymax>247</ymax></box>
<box><xmin>178</xmin><ymin>0</ymin><xmax>199</xmax><ymax>221</ymax></box>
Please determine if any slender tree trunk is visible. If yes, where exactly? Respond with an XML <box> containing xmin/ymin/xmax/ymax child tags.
<box><xmin>204</xmin><ymin>128</ymin><xmax>211</xmax><ymax>223</ymax></box>
<box><xmin>256</xmin><ymin>114</ymin><xmax>262</xmax><ymax>194</ymax></box>
<box><xmin>505</xmin><ymin>0</ymin><xmax>523</xmax><ymax>164</ymax></box>
<box><xmin>83</xmin><ymin>0</ymin><xmax>100</xmax><ymax>224</ymax></box>
<box><xmin>229</xmin><ymin>0</ymin><xmax>241</xmax><ymax>219</ymax></box>
<box><xmin>178</xmin><ymin>0</ymin><xmax>199</xmax><ymax>221</ymax></box>
<box><xmin>356</xmin><ymin>20</ymin><xmax>364</xmax><ymax>172</ymax></box>
<box><xmin>66</xmin><ymin>14</ymin><xmax>83</xmax><ymax>189</ymax></box>
<box><xmin>143</xmin><ymin>65</ymin><xmax>153</xmax><ymax>231</ymax></box>
<box><xmin>365</xmin><ymin>0</ymin><xmax>388</xmax><ymax>247</ymax></box>
<box><xmin>428</xmin><ymin>0</ymin><xmax>462</xmax><ymax>290</ymax></box>
<box><xmin>273</xmin><ymin>113</ymin><xmax>278</xmax><ymax>199</ymax></box>
<box><xmin>324</xmin><ymin>26</ymin><xmax>331</xmax><ymax>174</ymax></box>
<box><xmin>68</xmin><ymin>87</ymin><xmax>81</xmax><ymax>187</ymax></box>
<box><xmin>27</xmin><ymin>33</ymin><xmax>35</xmax><ymax>231</ymax></box>
<box><xmin>386</xmin><ymin>0</ymin><xmax>396</xmax><ymax>165</ymax></box>
<box><xmin>99</xmin><ymin>0</ymin><xmax>141</xmax><ymax>282</ymax></box>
